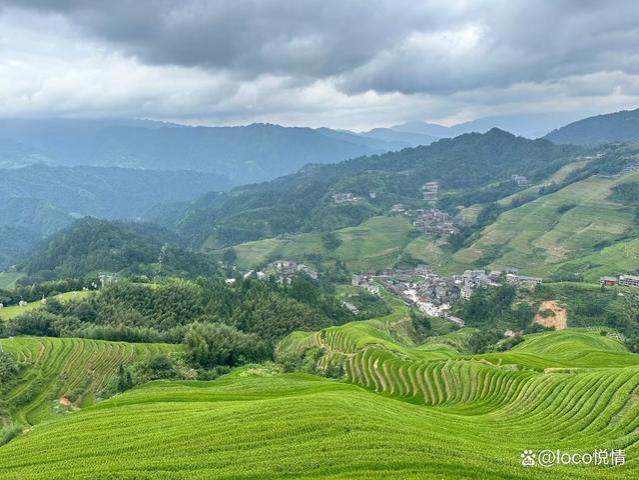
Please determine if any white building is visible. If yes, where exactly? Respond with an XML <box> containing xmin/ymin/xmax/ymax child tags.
<box><xmin>619</xmin><ymin>275</ymin><xmax>639</xmax><ymax>287</ymax></box>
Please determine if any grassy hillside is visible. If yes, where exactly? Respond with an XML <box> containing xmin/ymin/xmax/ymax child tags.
<box><xmin>450</xmin><ymin>172</ymin><xmax>638</xmax><ymax>276</ymax></box>
<box><xmin>228</xmin><ymin>166</ymin><xmax>639</xmax><ymax>277</ymax></box>
<box><xmin>1</xmin><ymin>348</ymin><xmax>638</xmax><ymax>478</ymax></box>
<box><xmin>171</xmin><ymin>129</ymin><xmax>578</xmax><ymax>249</ymax></box>
<box><xmin>0</xmin><ymin>336</ymin><xmax>177</xmax><ymax>427</ymax></box>
<box><xmin>0</xmin><ymin>291</ymin><xmax>89</xmax><ymax>321</ymax></box>
<box><xmin>0</xmin><ymin>272</ymin><xmax>24</xmax><ymax>290</ymax></box>
<box><xmin>231</xmin><ymin>216</ymin><xmax>417</xmax><ymax>271</ymax></box>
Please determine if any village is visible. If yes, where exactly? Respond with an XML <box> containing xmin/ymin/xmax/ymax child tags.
<box><xmin>352</xmin><ymin>265</ymin><xmax>543</xmax><ymax>326</ymax></box>
<box><xmin>229</xmin><ymin>260</ymin><xmax>319</xmax><ymax>286</ymax></box>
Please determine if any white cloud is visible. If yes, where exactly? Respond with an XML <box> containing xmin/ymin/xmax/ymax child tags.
<box><xmin>0</xmin><ymin>1</ymin><xmax>638</xmax><ymax>129</ymax></box>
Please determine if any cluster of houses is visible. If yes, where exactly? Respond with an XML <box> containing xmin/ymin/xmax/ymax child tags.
<box><xmin>413</xmin><ymin>208</ymin><xmax>459</xmax><ymax>236</ymax></box>
<box><xmin>389</xmin><ymin>204</ymin><xmax>461</xmax><ymax>237</ymax></box>
<box><xmin>233</xmin><ymin>260</ymin><xmax>319</xmax><ymax>286</ymax></box>
<box><xmin>352</xmin><ymin>266</ymin><xmax>544</xmax><ymax>325</ymax></box>
<box><xmin>600</xmin><ymin>274</ymin><xmax>639</xmax><ymax>287</ymax></box>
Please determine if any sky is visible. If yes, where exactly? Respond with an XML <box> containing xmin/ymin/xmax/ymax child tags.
<box><xmin>0</xmin><ymin>0</ymin><xmax>638</xmax><ymax>131</ymax></box>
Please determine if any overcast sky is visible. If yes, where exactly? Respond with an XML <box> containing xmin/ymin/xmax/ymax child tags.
<box><xmin>0</xmin><ymin>0</ymin><xmax>638</xmax><ymax>130</ymax></box>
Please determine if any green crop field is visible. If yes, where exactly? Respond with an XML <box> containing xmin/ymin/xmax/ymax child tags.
<box><xmin>556</xmin><ymin>237</ymin><xmax>639</xmax><ymax>281</ymax></box>
<box><xmin>228</xmin><ymin>170</ymin><xmax>639</xmax><ymax>279</ymax></box>
<box><xmin>0</xmin><ymin>291</ymin><xmax>91</xmax><ymax>321</ymax></box>
<box><xmin>231</xmin><ymin>216</ymin><xmax>416</xmax><ymax>271</ymax></box>
<box><xmin>1</xmin><ymin>329</ymin><xmax>638</xmax><ymax>479</ymax></box>
<box><xmin>0</xmin><ymin>272</ymin><xmax>24</xmax><ymax>290</ymax></box>
<box><xmin>451</xmin><ymin>172</ymin><xmax>639</xmax><ymax>276</ymax></box>
<box><xmin>0</xmin><ymin>336</ymin><xmax>177</xmax><ymax>426</ymax></box>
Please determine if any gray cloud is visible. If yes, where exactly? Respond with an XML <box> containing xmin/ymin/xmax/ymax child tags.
<box><xmin>0</xmin><ymin>0</ymin><xmax>638</xmax><ymax>128</ymax></box>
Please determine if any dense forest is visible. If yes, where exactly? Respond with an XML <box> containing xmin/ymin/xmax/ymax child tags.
<box><xmin>16</xmin><ymin>218</ymin><xmax>219</xmax><ymax>282</ymax></box>
<box><xmin>1</xmin><ymin>276</ymin><xmax>355</xmax><ymax>348</ymax></box>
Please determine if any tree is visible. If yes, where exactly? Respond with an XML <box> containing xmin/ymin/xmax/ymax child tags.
<box><xmin>116</xmin><ymin>364</ymin><xmax>133</xmax><ymax>392</ymax></box>
<box><xmin>321</xmin><ymin>231</ymin><xmax>342</xmax><ymax>250</ymax></box>
<box><xmin>0</xmin><ymin>352</ymin><xmax>20</xmax><ymax>384</ymax></box>
<box><xmin>133</xmin><ymin>353</ymin><xmax>178</xmax><ymax>382</ymax></box>
<box><xmin>183</xmin><ymin>322</ymin><xmax>271</xmax><ymax>369</ymax></box>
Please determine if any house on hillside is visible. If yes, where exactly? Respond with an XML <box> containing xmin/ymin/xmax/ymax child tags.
<box><xmin>332</xmin><ymin>193</ymin><xmax>358</xmax><ymax>204</ymax></box>
<box><xmin>511</xmin><ymin>174</ymin><xmax>531</xmax><ymax>187</ymax></box>
<box><xmin>599</xmin><ymin>276</ymin><xmax>618</xmax><ymax>286</ymax></box>
<box><xmin>619</xmin><ymin>275</ymin><xmax>639</xmax><ymax>287</ymax></box>
<box><xmin>506</xmin><ymin>273</ymin><xmax>543</xmax><ymax>288</ymax></box>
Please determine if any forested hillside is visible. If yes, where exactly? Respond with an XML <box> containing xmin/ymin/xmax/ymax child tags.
<box><xmin>161</xmin><ymin>129</ymin><xmax>580</xmax><ymax>248</ymax></box>
<box><xmin>546</xmin><ymin>107</ymin><xmax>639</xmax><ymax>145</ymax></box>
<box><xmin>16</xmin><ymin>218</ymin><xmax>218</xmax><ymax>282</ymax></box>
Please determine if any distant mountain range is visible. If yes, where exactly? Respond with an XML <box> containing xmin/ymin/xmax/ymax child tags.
<box><xmin>363</xmin><ymin>112</ymin><xmax>584</xmax><ymax>145</ymax></box>
<box><xmin>4</xmin><ymin>107</ymin><xmax>639</xmax><ymax>271</ymax></box>
<box><xmin>545</xmin><ymin>107</ymin><xmax>639</xmax><ymax>145</ymax></box>
<box><xmin>0</xmin><ymin>119</ymin><xmax>402</xmax><ymax>184</ymax></box>
<box><xmin>0</xmin><ymin>165</ymin><xmax>230</xmax><ymax>269</ymax></box>
<box><xmin>0</xmin><ymin>113</ymin><xmax>590</xmax><ymax>187</ymax></box>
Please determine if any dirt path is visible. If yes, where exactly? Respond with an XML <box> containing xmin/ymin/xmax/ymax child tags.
<box><xmin>534</xmin><ymin>300</ymin><xmax>568</xmax><ymax>330</ymax></box>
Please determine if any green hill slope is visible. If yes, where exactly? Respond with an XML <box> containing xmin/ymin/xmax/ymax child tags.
<box><xmin>0</xmin><ymin>359</ymin><xmax>638</xmax><ymax>479</ymax></box>
<box><xmin>231</xmin><ymin>215</ymin><xmax>417</xmax><ymax>271</ymax></box>
<box><xmin>167</xmin><ymin>129</ymin><xmax>578</xmax><ymax>249</ymax></box>
<box><xmin>546</xmin><ymin>107</ymin><xmax>639</xmax><ymax>145</ymax></box>
<box><xmin>449</xmin><ymin>171</ymin><xmax>639</xmax><ymax>276</ymax></box>
<box><xmin>0</xmin><ymin>336</ymin><xmax>177</xmax><ymax>426</ymax></box>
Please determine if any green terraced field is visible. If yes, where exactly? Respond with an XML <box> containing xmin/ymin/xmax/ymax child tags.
<box><xmin>0</xmin><ymin>291</ymin><xmax>91</xmax><ymax>321</ymax></box>
<box><xmin>231</xmin><ymin>216</ymin><xmax>416</xmax><ymax>271</ymax></box>
<box><xmin>0</xmin><ymin>353</ymin><xmax>638</xmax><ymax>479</ymax></box>
<box><xmin>0</xmin><ymin>272</ymin><xmax>24</xmax><ymax>290</ymax></box>
<box><xmin>556</xmin><ymin>237</ymin><xmax>639</xmax><ymax>281</ymax></box>
<box><xmin>225</xmin><ymin>167</ymin><xmax>639</xmax><ymax>280</ymax></box>
<box><xmin>2</xmin><ymin>296</ymin><xmax>639</xmax><ymax>478</ymax></box>
<box><xmin>452</xmin><ymin>172</ymin><xmax>639</xmax><ymax>276</ymax></box>
<box><xmin>0</xmin><ymin>336</ymin><xmax>177</xmax><ymax>426</ymax></box>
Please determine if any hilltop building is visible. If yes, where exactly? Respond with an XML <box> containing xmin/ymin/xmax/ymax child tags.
<box><xmin>619</xmin><ymin>275</ymin><xmax>639</xmax><ymax>287</ymax></box>
<box><xmin>265</xmin><ymin>260</ymin><xmax>318</xmax><ymax>284</ymax></box>
<box><xmin>599</xmin><ymin>274</ymin><xmax>639</xmax><ymax>287</ymax></box>
<box><xmin>511</xmin><ymin>174</ymin><xmax>531</xmax><ymax>187</ymax></box>
<box><xmin>332</xmin><ymin>193</ymin><xmax>359</xmax><ymax>204</ymax></box>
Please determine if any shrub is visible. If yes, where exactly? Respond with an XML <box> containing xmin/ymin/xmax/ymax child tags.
<box><xmin>184</xmin><ymin>322</ymin><xmax>272</xmax><ymax>369</ymax></box>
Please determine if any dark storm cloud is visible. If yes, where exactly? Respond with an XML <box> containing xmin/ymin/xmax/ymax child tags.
<box><xmin>0</xmin><ymin>0</ymin><xmax>638</xmax><ymax>128</ymax></box>
<box><xmin>2</xmin><ymin>0</ymin><xmax>639</xmax><ymax>96</ymax></box>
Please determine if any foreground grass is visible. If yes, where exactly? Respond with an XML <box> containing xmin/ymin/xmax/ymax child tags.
<box><xmin>0</xmin><ymin>364</ymin><xmax>637</xmax><ymax>479</ymax></box>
